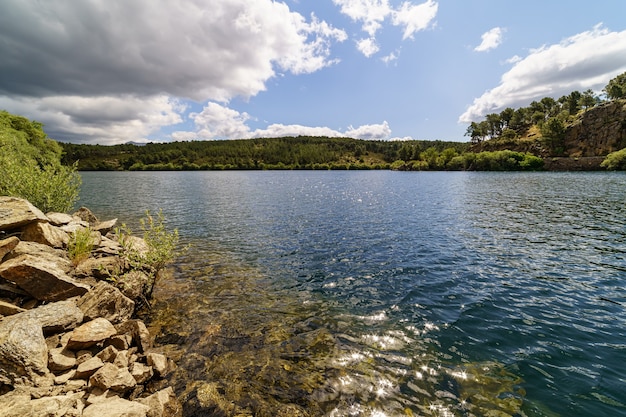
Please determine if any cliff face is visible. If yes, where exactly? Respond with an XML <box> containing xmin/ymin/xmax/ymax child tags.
<box><xmin>564</xmin><ymin>100</ymin><xmax>626</xmax><ymax>157</ymax></box>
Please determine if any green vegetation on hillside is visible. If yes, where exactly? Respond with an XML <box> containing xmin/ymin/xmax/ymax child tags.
<box><xmin>0</xmin><ymin>111</ymin><xmax>81</xmax><ymax>212</ymax></box>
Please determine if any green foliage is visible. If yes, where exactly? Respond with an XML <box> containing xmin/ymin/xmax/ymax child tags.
<box><xmin>68</xmin><ymin>227</ymin><xmax>94</xmax><ymax>266</ymax></box>
<box><xmin>0</xmin><ymin>110</ymin><xmax>81</xmax><ymax>212</ymax></box>
<box><xmin>604</xmin><ymin>72</ymin><xmax>626</xmax><ymax>100</ymax></box>
<box><xmin>600</xmin><ymin>148</ymin><xmax>626</xmax><ymax>170</ymax></box>
<box><xmin>116</xmin><ymin>210</ymin><xmax>188</xmax><ymax>301</ymax></box>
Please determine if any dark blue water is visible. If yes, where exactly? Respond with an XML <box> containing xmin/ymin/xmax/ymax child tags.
<box><xmin>79</xmin><ymin>170</ymin><xmax>626</xmax><ymax>416</ymax></box>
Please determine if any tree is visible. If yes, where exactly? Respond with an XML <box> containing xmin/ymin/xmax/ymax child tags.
<box><xmin>604</xmin><ymin>72</ymin><xmax>626</xmax><ymax>100</ymax></box>
<box><xmin>579</xmin><ymin>89</ymin><xmax>598</xmax><ymax>109</ymax></box>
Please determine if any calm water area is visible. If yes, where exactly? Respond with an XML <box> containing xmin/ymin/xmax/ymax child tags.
<box><xmin>79</xmin><ymin>170</ymin><xmax>626</xmax><ymax>417</ymax></box>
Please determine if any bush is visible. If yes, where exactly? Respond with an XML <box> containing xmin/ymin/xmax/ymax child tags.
<box><xmin>601</xmin><ymin>148</ymin><xmax>626</xmax><ymax>170</ymax></box>
<box><xmin>68</xmin><ymin>227</ymin><xmax>94</xmax><ymax>266</ymax></box>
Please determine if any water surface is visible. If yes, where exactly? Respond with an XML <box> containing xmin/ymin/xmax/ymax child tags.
<box><xmin>80</xmin><ymin>170</ymin><xmax>626</xmax><ymax>416</ymax></box>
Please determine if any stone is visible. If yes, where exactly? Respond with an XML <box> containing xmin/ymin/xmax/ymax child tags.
<box><xmin>113</xmin><ymin>349</ymin><xmax>130</xmax><ymax>369</ymax></box>
<box><xmin>21</xmin><ymin>221</ymin><xmax>69</xmax><ymax>249</ymax></box>
<box><xmin>0</xmin><ymin>197</ymin><xmax>47</xmax><ymax>232</ymax></box>
<box><xmin>116</xmin><ymin>319</ymin><xmax>152</xmax><ymax>353</ymax></box>
<box><xmin>105</xmin><ymin>333</ymin><xmax>133</xmax><ymax>351</ymax></box>
<box><xmin>48</xmin><ymin>347</ymin><xmax>76</xmax><ymax>372</ymax></box>
<box><xmin>130</xmin><ymin>362</ymin><xmax>153</xmax><ymax>384</ymax></box>
<box><xmin>85</xmin><ymin>387</ymin><xmax>117</xmax><ymax>405</ymax></box>
<box><xmin>94</xmin><ymin>236</ymin><xmax>123</xmax><ymax>257</ymax></box>
<box><xmin>4</xmin><ymin>241</ymin><xmax>72</xmax><ymax>273</ymax></box>
<box><xmin>20</xmin><ymin>300</ymin><xmax>84</xmax><ymax>335</ymax></box>
<box><xmin>72</xmin><ymin>207</ymin><xmax>99</xmax><ymax>226</ymax></box>
<box><xmin>83</xmin><ymin>397</ymin><xmax>150</xmax><ymax>417</ymax></box>
<box><xmin>53</xmin><ymin>369</ymin><xmax>76</xmax><ymax>385</ymax></box>
<box><xmin>94</xmin><ymin>218</ymin><xmax>118</xmax><ymax>235</ymax></box>
<box><xmin>96</xmin><ymin>345</ymin><xmax>119</xmax><ymax>363</ymax></box>
<box><xmin>75</xmin><ymin>350</ymin><xmax>93</xmax><ymax>365</ymax></box>
<box><xmin>0</xmin><ymin>315</ymin><xmax>48</xmax><ymax>385</ymax></box>
<box><xmin>117</xmin><ymin>270</ymin><xmax>149</xmax><ymax>300</ymax></box>
<box><xmin>137</xmin><ymin>387</ymin><xmax>182</xmax><ymax>417</ymax></box>
<box><xmin>74</xmin><ymin>356</ymin><xmax>104</xmax><ymax>379</ymax></box>
<box><xmin>0</xmin><ymin>236</ymin><xmax>19</xmax><ymax>261</ymax></box>
<box><xmin>89</xmin><ymin>363</ymin><xmax>137</xmax><ymax>393</ymax></box>
<box><xmin>73</xmin><ymin>256</ymin><xmax>123</xmax><ymax>280</ymax></box>
<box><xmin>67</xmin><ymin>318</ymin><xmax>117</xmax><ymax>350</ymax></box>
<box><xmin>0</xmin><ymin>390</ymin><xmax>84</xmax><ymax>417</ymax></box>
<box><xmin>0</xmin><ymin>254</ymin><xmax>90</xmax><ymax>302</ymax></box>
<box><xmin>146</xmin><ymin>352</ymin><xmax>169</xmax><ymax>377</ymax></box>
<box><xmin>77</xmin><ymin>281</ymin><xmax>135</xmax><ymax>324</ymax></box>
<box><xmin>0</xmin><ymin>300</ymin><xmax>26</xmax><ymax>316</ymax></box>
<box><xmin>46</xmin><ymin>212</ymin><xmax>74</xmax><ymax>226</ymax></box>
<box><xmin>60</xmin><ymin>220</ymin><xmax>89</xmax><ymax>234</ymax></box>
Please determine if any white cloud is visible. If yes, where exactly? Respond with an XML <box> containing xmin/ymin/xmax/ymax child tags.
<box><xmin>357</xmin><ymin>38</ymin><xmax>380</xmax><ymax>57</ymax></box>
<box><xmin>173</xmin><ymin>102</ymin><xmax>392</xmax><ymax>140</ymax></box>
<box><xmin>0</xmin><ymin>95</ymin><xmax>183</xmax><ymax>144</ymax></box>
<box><xmin>460</xmin><ymin>24</ymin><xmax>626</xmax><ymax>123</ymax></box>
<box><xmin>333</xmin><ymin>0</ymin><xmax>437</xmax><ymax>56</ymax></box>
<box><xmin>474</xmin><ymin>27</ymin><xmax>505</xmax><ymax>52</ymax></box>
<box><xmin>0</xmin><ymin>0</ymin><xmax>346</xmax><ymax>102</ymax></box>
<box><xmin>381</xmin><ymin>50</ymin><xmax>399</xmax><ymax>64</ymax></box>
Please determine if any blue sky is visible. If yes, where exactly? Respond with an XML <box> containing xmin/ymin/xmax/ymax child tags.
<box><xmin>1</xmin><ymin>0</ymin><xmax>626</xmax><ymax>145</ymax></box>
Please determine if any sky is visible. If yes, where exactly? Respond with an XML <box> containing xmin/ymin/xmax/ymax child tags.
<box><xmin>1</xmin><ymin>1</ymin><xmax>626</xmax><ymax>145</ymax></box>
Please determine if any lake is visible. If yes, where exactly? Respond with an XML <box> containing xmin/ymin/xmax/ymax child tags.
<box><xmin>79</xmin><ymin>170</ymin><xmax>626</xmax><ymax>417</ymax></box>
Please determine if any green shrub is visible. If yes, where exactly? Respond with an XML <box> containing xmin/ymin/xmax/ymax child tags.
<box><xmin>68</xmin><ymin>227</ymin><xmax>94</xmax><ymax>266</ymax></box>
<box><xmin>601</xmin><ymin>148</ymin><xmax>626</xmax><ymax>170</ymax></box>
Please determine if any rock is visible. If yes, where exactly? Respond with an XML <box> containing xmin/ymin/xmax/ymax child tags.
<box><xmin>116</xmin><ymin>320</ymin><xmax>152</xmax><ymax>353</ymax></box>
<box><xmin>20</xmin><ymin>300</ymin><xmax>84</xmax><ymax>335</ymax></box>
<box><xmin>125</xmin><ymin>236</ymin><xmax>150</xmax><ymax>256</ymax></box>
<box><xmin>60</xmin><ymin>220</ymin><xmax>89</xmax><ymax>234</ymax></box>
<box><xmin>4</xmin><ymin>241</ymin><xmax>72</xmax><ymax>273</ymax></box>
<box><xmin>138</xmin><ymin>387</ymin><xmax>182</xmax><ymax>417</ymax></box>
<box><xmin>94</xmin><ymin>218</ymin><xmax>118</xmax><ymax>235</ymax></box>
<box><xmin>45</xmin><ymin>212</ymin><xmax>74</xmax><ymax>226</ymax></box>
<box><xmin>0</xmin><ymin>390</ymin><xmax>84</xmax><ymax>417</ymax></box>
<box><xmin>74</xmin><ymin>356</ymin><xmax>104</xmax><ymax>379</ymax></box>
<box><xmin>21</xmin><ymin>221</ymin><xmax>69</xmax><ymax>249</ymax></box>
<box><xmin>48</xmin><ymin>347</ymin><xmax>76</xmax><ymax>372</ymax></box>
<box><xmin>77</xmin><ymin>281</ymin><xmax>135</xmax><ymax>324</ymax></box>
<box><xmin>0</xmin><ymin>236</ymin><xmax>19</xmax><ymax>261</ymax></box>
<box><xmin>0</xmin><ymin>254</ymin><xmax>90</xmax><ymax>302</ymax></box>
<box><xmin>113</xmin><ymin>349</ymin><xmax>130</xmax><ymax>369</ymax></box>
<box><xmin>89</xmin><ymin>363</ymin><xmax>137</xmax><ymax>393</ymax></box>
<box><xmin>94</xmin><ymin>236</ymin><xmax>123</xmax><ymax>257</ymax></box>
<box><xmin>0</xmin><ymin>197</ymin><xmax>47</xmax><ymax>232</ymax></box>
<box><xmin>116</xmin><ymin>270</ymin><xmax>149</xmax><ymax>300</ymax></box>
<box><xmin>67</xmin><ymin>318</ymin><xmax>117</xmax><ymax>350</ymax></box>
<box><xmin>53</xmin><ymin>369</ymin><xmax>76</xmax><ymax>385</ymax></box>
<box><xmin>146</xmin><ymin>352</ymin><xmax>169</xmax><ymax>377</ymax></box>
<box><xmin>96</xmin><ymin>345</ymin><xmax>119</xmax><ymax>363</ymax></box>
<box><xmin>73</xmin><ymin>256</ymin><xmax>123</xmax><ymax>280</ymax></box>
<box><xmin>105</xmin><ymin>334</ymin><xmax>133</xmax><ymax>351</ymax></box>
<box><xmin>0</xmin><ymin>300</ymin><xmax>26</xmax><ymax>316</ymax></box>
<box><xmin>0</xmin><ymin>315</ymin><xmax>48</xmax><ymax>385</ymax></box>
<box><xmin>83</xmin><ymin>396</ymin><xmax>150</xmax><ymax>417</ymax></box>
<box><xmin>73</xmin><ymin>207</ymin><xmax>99</xmax><ymax>226</ymax></box>
<box><xmin>130</xmin><ymin>362</ymin><xmax>153</xmax><ymax>384</ymax></box>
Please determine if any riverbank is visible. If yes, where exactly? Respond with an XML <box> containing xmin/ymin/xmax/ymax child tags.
<box><xmin>0</xmin><ymin>197</ymin><xmax>181</xmax><ymax>417</ymax></box>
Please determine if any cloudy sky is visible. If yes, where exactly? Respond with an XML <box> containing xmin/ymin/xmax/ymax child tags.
<box><xmin>1</xmin><ymin>0</ymin><xmax>626</xmax><ymax>145</ymax></box>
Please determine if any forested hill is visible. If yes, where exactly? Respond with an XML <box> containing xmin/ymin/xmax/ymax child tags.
<box><xmin>60</xmin><ymin>137</ymin><xmax>469</xmax><ymax>171</ymax></box>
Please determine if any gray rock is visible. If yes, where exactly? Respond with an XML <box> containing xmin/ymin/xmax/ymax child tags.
<box><xmin>0</xmin><ymin>197</ymin><xmax>47</xmax><ymax>232</ymax></box>
<box><xmin>67</xmin><ymin>318</ymin><xmax>117</xmax><ymax>350</ymax></box>
<box><xmin>0</xmin><ymin>254</ymin><xmax>89</xmax><ymax>302</ymax></box>
<box><xmin>0</xmin><ymin>236</ymin><xmax>19</xmax><ymax>261</ymax></box>
<box><xmin>21</xmin><ymin>221</ymin><xmax>69</xmax><ymax>249</ymax></box>
<box><xmin>89</xmin><ymin>363</ymin><xmax>137</xmax><ymax>393</ymax></box>
<box><xmin>94</xmin><ymin>218</ymin><xmax>118</xmax><ymax>235</ymax></box>
<box><xmin>77</xmin><ymin>281</ymin><xmax>135</xmax><ymax>324</ymax></box>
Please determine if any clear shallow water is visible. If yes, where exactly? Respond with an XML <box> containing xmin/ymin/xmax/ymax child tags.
<box><xmin>79</xmin><ymin>170</ymin><xmax>626</xmax><ymax>416</ymax></box>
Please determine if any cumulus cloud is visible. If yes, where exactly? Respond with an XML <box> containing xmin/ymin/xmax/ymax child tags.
<box><xmin>357</xmin><ymin>38</ymin><xmax>380</xmax><ymax>57</ymax></box>
<box><xmin>474</xmin><ymin>27</ymin><xmax>505</xmax><ymax>52</ymax></box>
<box><xmin>0</xmin><ymin>0</ymin><xmax>347</xmax><ymax>143</ymax></box>
<box><xmin>460</xmin><ymin>24</ymin><xmax>626</xmax><ymax>123</ymax></box>
<box><xmin>173</xmin><ymin>102</ymin><xmax>392</xmax><ymax>140</ymax></box>
<box><xmin>333</xmin><ymin>0</ymin><xmax>437</xmax><ymax>56</ymax></box>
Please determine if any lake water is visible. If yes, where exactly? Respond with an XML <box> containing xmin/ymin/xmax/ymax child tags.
<box><xmin>79</xmin><ymin>170</ymin><xmax>626</xmax><ymax>417</ymax></box>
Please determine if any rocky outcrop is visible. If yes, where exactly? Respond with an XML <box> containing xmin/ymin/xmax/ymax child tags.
<box><xmin>564</xmin><ymin>100</ymin><xmax>626</xmax><ymax>157</ymax></box>
<box><xmin>0</xmin><ymin>197</ymin><xmax>181</xmax><ymax>417</ymax></box>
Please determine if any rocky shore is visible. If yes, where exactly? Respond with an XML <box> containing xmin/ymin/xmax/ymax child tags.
<box><xmin>0</xmin><ymin>196</ymin><xmax>181</xmax><ymax>417</ymax></box>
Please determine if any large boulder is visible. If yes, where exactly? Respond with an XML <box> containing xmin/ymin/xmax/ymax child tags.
<box><xmin>0</xmin><ymin>197</ymin><xmax>47</xmax><ymax>232</ymax></box>
<box><xmin>77</xmin><ymin>281</ymin><xmax>135</xmax><ymax>324</ymax></box>
<box><xmin>20</xmin><ymin>300</ymin><xmax>84</xmax><ymax>335</ymax></box>
<box><xmin>3</xmin><ymin>241</ymin><xmax>72</xmax><ymax>273</ymax></box>
<box><xmin>0</xmin><ymin>254</ymin><xmax>90</xmax><ymax>302</ymax></box>
<box><xmin>67</xmin><ymin>318</ymin><xmax>117</xmax><ymax>350</ymax></box>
